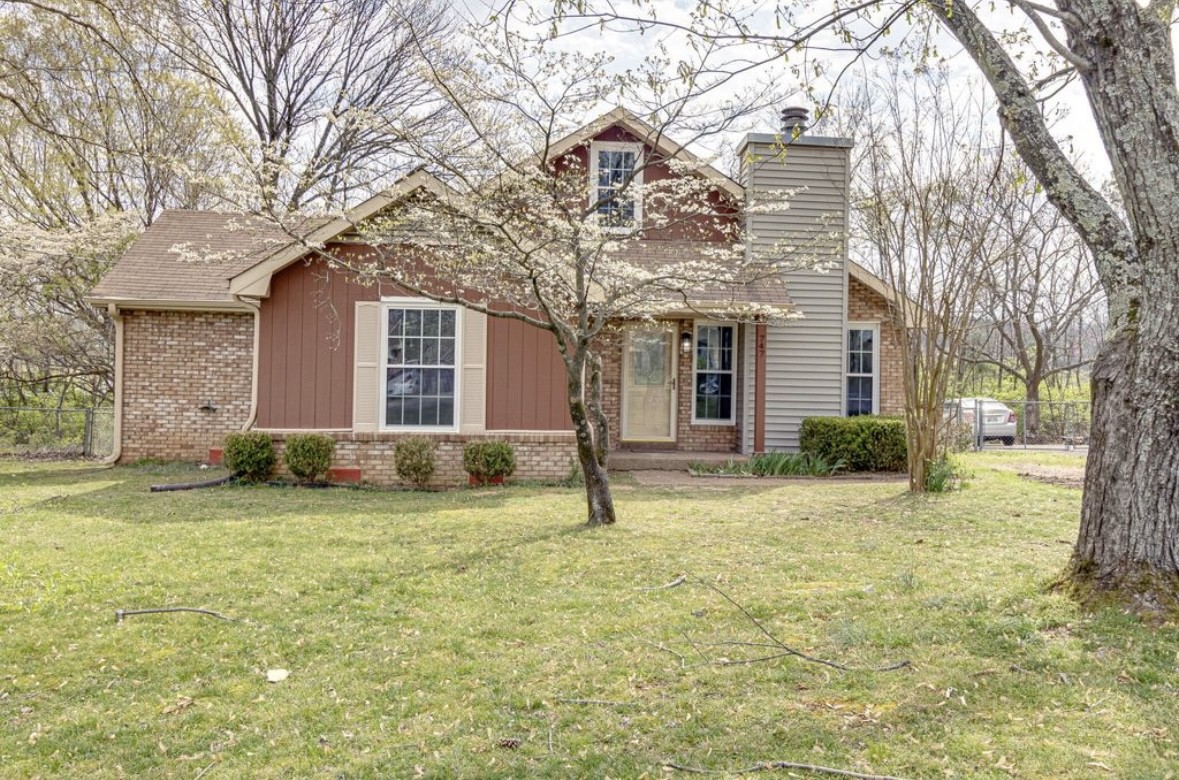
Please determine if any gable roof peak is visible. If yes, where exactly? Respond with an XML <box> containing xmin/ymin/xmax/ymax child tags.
<box><xmin>549</xmin><ymin>105</ymin><xmax>742</xmax><ymax>198</ymax></box>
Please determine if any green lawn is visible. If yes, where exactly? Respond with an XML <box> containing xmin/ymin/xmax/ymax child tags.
<box><xmin>2</xmin><ymin>455</ymin><xmax>1176</xmax><ymax>778</ymax></box>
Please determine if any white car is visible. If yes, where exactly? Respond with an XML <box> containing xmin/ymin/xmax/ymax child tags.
<box><xmin>944</xmin><ymin>398</ymin><xmax>1017</xmax><ymax>445</ymax></box>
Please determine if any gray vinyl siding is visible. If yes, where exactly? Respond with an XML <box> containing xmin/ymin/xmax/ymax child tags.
<box><xmin>740</xmin><ymin>322</ymin><xmax>756</xmax><ymax>454</ymax></box>
<box><xmin>741</xmin><ymin>135</ymin><xmax>851</xmax><ymax>450</ymax></box>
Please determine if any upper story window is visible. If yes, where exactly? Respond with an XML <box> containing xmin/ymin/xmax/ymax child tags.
<box><xmin>693</xmin><ymin>322</ymin><xmax>735</xmax><ymax>424</ymax></box>
<box><xmin>590</xmin><ymin>141</ymin><xmax>643</xmax><ymax>229</ymax></box>
<box><xmin>383</xmin><ymin>302</ymin><xmax>460</xmax><ymax>430</ymax></box>
<box><xmin>846</xmin><ymin>323</ymin><xmax>879</xmax><ymax>416</ymax></box>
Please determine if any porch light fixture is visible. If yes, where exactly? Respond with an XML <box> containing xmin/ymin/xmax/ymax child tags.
<box><xmin>680</xmin><ymin>331</ymin><xmax>693</xmax><ymax>355</ymax></box>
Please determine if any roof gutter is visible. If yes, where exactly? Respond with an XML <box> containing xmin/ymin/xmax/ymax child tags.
<box><xmin>84</xmin><ymin>296</ymin><xmax>254</xmax><ymax>313</ymax></box>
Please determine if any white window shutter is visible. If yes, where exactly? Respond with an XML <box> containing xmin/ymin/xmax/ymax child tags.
<box><xmin>460</xmin><ymin>309</ymin><xmax>486</xmax><ymax>433</ymax></box>
<box><xmin>353</xmin><ymin>302</ymin><xmax>381</xmax><ymax>432</ymax></box>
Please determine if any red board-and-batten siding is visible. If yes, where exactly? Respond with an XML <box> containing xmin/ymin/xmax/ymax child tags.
<box><xmin>256</xmin><ymin>253</ymin><xmax>572</xmax><ymax>432</ymax></box>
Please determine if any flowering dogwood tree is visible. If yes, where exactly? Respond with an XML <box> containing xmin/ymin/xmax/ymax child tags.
<box><xmin>280</xmin><ymin>30</ymin><xmax>831</xmax><ymax>526</ymax></box>
<box><xmin>540</xmin><ymin>0</ymin><xmax>1179</xmax><ymax>603</ymax></box>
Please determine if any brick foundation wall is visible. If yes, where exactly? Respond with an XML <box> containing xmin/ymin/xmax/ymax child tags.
<box><xmin>119</xmin><ymin>310</ymin><xmax>254</xmax><ymax>462</ymax></box>
<box><xmin>600</xmin><ymin>320</ymin><xmax>740</xmax><ymax>453</ymax></box>
<box><xmin>847</xmin><ymin>278</ymin><xmax>905</xmax><ymax>415</ymax></box>
<box><xmin>267</xmin><ymin>431</ymin><xmax>577</xmax><ymax>487</ymax></box>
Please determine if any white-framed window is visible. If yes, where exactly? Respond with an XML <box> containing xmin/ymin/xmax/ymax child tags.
<box><xmin>589</xmin><ymin>141</ymin><xmax>643</xmax><ymax>229</ymax></box>
<box><xmin>381</xmin><ymin>299</ymin><xmax>461</xmax><ymax>431</ymax></box>
<box><xmin>845</xmin><ymin>322</ymin><xmax>879</xmax><ymax>416</ymax></box>
<box><xmin>693</xmin><ymin>322</ymin><xmax>735</xmax><ymax>424</ymax></box>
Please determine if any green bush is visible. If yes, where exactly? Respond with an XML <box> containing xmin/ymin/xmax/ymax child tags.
<box><xmin>283</xmin><ymin>433</ymin><xmax>335</xmax><ymax>483</ymax></box>
<box><xmin>223</xmin><ymin>431</ymin><xmax>276</xmax><ymax>482</ymax></box>
<box><xmin>924</xmin><ymin>455</ymin><xmax>961</xmax><ymax>493</ymax></box>
<box><xmin>395</xmin><ymin>437</ymin><xmax>436</xmax><ymax>488</ymax></box>
<box><xmin>462</xmin><ymin>441</ymin><xmax>516</xmax><ymax>482</ymax></box>
<box><xmin>799</xmin><ymin>416</ymin><xmax>907</xmax><ymax>472</ymax></box>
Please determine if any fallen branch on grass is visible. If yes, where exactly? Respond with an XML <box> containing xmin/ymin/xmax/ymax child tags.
<box><xmin>664</xmin><ymin>759</ymin><xmax>911</xmax><ymax>779</ymax></box>
<box><xmin>115</xmin><ymin>607</ymin><xmax>236</xmax><ymax>624</ymax></box>
<box><xmin>637</xmin><ymin>574</ymin><xmax>686</xmax><ymax>591</ymax></box>
<box><xmin>557</xmin><ymin>697</ymin><xmax>624</xmax><ymax>707</ymax></box>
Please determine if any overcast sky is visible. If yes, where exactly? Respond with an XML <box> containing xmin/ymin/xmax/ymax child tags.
<box><xmin>458</xmin><ymin>0</ymin><xmax>1126</xmax><ymax>183</ymax></box>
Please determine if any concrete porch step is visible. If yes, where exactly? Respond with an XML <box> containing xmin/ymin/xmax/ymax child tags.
<box><xmin>610</xmin><ymin>450</ymin><xmax>748</xmax><ymax>472</ymax></box>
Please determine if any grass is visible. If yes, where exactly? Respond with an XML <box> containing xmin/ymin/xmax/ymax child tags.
<box><xmin>2</xmin><ymin>453</ymin><xmax>1176</xmax><ymax>778</ymax></box>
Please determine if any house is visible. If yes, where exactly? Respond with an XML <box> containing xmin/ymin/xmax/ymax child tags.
<box><xmin>87</xmin><ymin>107</ymin><xmax>904</xmax><ymax>483</ymax></box>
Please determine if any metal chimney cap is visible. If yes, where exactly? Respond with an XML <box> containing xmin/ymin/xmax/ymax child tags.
<box><xmin>780</xmin><ymin>105</ymin><xmax>810</xmax><ymax>134</ymax></box>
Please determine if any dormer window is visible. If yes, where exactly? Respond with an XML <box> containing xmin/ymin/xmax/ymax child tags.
<box><xmin>590</xmin><ymin>141</ymin><xmax>643</xmax><ymax>229</ymax></box>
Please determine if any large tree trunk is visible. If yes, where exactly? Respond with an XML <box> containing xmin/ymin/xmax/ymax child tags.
<box><xmin>1070</xmin><ymin>282</ymin><xmax>1179</xmax><ymax>608</ymax></box>
<box><xmin>567</xmin><ymin>362</ymin><xmax>616</xmax><ymax>526</ymax></box>
<box><xmin>1060</xmin><ymin>0</ymin><xmax>1179</xmax><ymax>608</ymax></box>
<box><xmin>934</xmin><ymin>0</ymin><xmax>1179</xmax><ymax>609</ymax></box>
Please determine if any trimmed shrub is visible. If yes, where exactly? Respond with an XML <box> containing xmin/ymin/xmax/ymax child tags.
<box><xmin>395</xmin><ymin>437</ymin><xmax>436</xmax><ymax>488</ymax></box>
<box><xmin>223</xmin><ymin>431</ymin><xmax>276</xmax><ymax>482</ymax></box>
<box><xmin>283</xmin><ymin>433</ymin><xmax>335</xmax><ymax>483</ymax></box>
<box><xmin>462</xmin><ymin>441</ymin><xmax>517</xmax><ymax>483</ymax></box>
<box><xmin>799</xmin><ymin>416</ymin><xmax>907</xmax><ymax>472</ymax></box>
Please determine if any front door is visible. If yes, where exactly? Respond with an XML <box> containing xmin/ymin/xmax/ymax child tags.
<box><xmin>622</xmin><ymin>328</ymin><xmax>676</xmax><ymax>442</ymax></box>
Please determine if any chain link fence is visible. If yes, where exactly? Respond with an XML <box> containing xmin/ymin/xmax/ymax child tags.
<box><xmin>0</xmin><ymin>407</ymin><xmax>115</xmax><ymax>458</ymax></box>
<box><xmin>945</xmin><ymin>398</ymin><xmax>1090</xmax><ymax>452</ymax></box>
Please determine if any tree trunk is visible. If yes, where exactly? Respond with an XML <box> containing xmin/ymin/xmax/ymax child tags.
<box><xmin>567</xmin><ymin>364</ymin><xmax>616</xmax><ymax>526</ymax></box>
<box><xmin>1024</xmin><ymin>381</ymin><xmax>1040</xmax><ymax>441</ymax></box>
<box><xmin>933</xmin><ymin>0</ymin><xmax>1179</xmax><ymax>608</ymax></box>
<box><xmin>1070</xmin><ymin>308</ymin><xmax>1179</xmax><ymax>609</ymax></box>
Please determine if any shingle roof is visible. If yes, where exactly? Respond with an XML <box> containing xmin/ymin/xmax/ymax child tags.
<box><xmin>610</xmin><ymin>241</ymin><xmax>793</xmax><ymax>310</ymax></box>
<box><xmin>90</xmin><ymin>211</ymin><xmax>792</xmax><ymax>312</ymax></box>
<box><xmin>88</xmin><ymin>210</ymin><xmax>327</xmax><ymax>305</ymax></box>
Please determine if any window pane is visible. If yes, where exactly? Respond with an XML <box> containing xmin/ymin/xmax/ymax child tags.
<box><xmin>860</xmin><ymin>330</ymin><xmax>873</xmax><ymax>351</ymax></box>
<box><xmin>439</xmin><ymin>369</ymin><xmax>455</xmax><ymax>394</ymax></box>
<box><xmin>420</xmin><ymin>397</ymin><xmax>439</xmax><ymax>426</ymax></box>
<box><xmin>388</xmin><ymin>338</ymin><xmax>403</xmax><ymax>364</ymax></box>
<box><xmin>401</xmin><ymin>397</ymin><xmax>421</xmax><ymax>426</ymax></box>
<box><xmin>421</xmin><ymin>368</ymin><xmax>439</xmax><ymax>395</ymax></box>
<box><xmin>438</xmin><ymin>398</ymin><xmax>454</xmax><ymax>426</ymax></box>
<box><xmin>388</xmin><ymin>309</ymin><xmax>404</xmax><ymax>336</ymax></box>
<box><xmin>861</xmin><ymin>352</ymin><xmax>873</xmax><ymax>373</ymax></box>
<box><xmin>440</xmin><ymin>310</ymin><xmax>456</xmax><ymax>337</ymax></box>
<box><xmin>405</xmin><ymin>310</ymin><xmax>421</xmax><ymax>336</ymax></box>
<box><xmin>422</xmin><ymin>338</ymin><xmax>439</xmax><ymax>365</ymax></box>
<box><xmin>849</xmin><ymin>352</ymin><xmax>862</xmax><ymax>374</ymax></box>
<box><xmin>440</xmin><ymin>339</ymin><xmax>455</xmax><ymax>365</ymax></box>
<box><xmin>423</xmin><ymin>310</ymin><xmax>439</xmax><ymax>336</ymax></box>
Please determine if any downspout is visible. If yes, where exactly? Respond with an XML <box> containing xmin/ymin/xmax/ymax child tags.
<box><xmin>103</xmin><ymin>304</ymin><xmax>124</xmax><ymax>465</ymax></box>
<box><xmin>237</xmin><ymin>295</ymin><xmax>262</xmax><ymax>431</ymax></box>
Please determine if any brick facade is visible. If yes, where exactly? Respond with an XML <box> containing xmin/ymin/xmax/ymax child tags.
<box><xmin>847</xmin><ymin>277</ymin><xmax>905</xmax><ymax>415</ymax></box>
<box><xmin>600</xmin><ymin>319</ymin><xmax>741</xmax><ymax>454</ymax></box>
<box><xmin>268</xmin><ymin>431</ymin><xmax>577</xmax><ymax>487</ymax></box>
<box><xmin>119</xmin><ymin>310</ymin><xmax>254</xmax><ymax>462</ymax></box>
